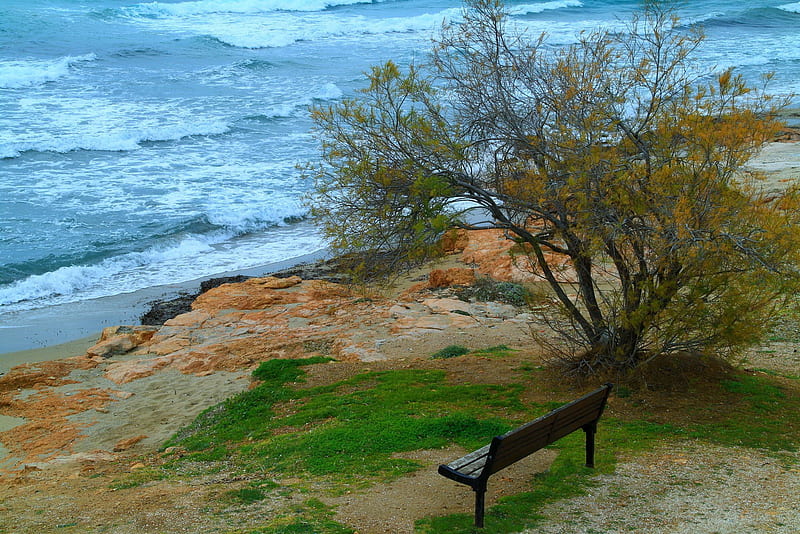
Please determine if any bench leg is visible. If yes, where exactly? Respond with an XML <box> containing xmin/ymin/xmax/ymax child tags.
<box><xmin>583</xmin><ymin>423</ymin><xmax>597</xmax><ymax>468</ymax></box>
<box><xmin>474</xmin><ymin>487</ymin><xmax>486</xmax><ymax>528</ymax></box>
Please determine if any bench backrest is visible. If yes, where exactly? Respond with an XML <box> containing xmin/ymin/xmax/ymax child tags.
<box><xmin>484</xmin><ymin>383</ymin><xmax>612</xmax><ymax>476</ymax></box>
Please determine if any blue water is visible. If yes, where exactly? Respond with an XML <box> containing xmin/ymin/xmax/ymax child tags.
<box><xmin>1</xmin><ymin>0</ymin><xmax>799</xmax><ymax>335</ymax></box>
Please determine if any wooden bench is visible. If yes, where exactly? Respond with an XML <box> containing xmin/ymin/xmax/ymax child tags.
<box><xmin>437</xmin><ymin>383</ymin><xmax>613</xmax><ymax>528</ymax></box>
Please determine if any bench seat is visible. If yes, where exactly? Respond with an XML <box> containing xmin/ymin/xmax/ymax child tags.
<box><xmin>437</xmin><ymin>383</ymin><xmax>613</xmax><ymax>527</ymax></box>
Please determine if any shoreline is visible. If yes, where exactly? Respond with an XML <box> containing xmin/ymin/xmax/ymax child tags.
<box><xmin>2</xmin><ymin>130</ymin><xmax>799</xmax><ymax>366</ymax></box>
<box><xmin>0</xmin><ymin>248</ymin><xmax>330</xmax><ymax>363</ymax></box>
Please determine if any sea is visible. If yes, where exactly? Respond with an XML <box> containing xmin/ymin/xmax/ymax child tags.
<box><xmin>1</xmin><ymin>0</ymin><xmax>799</xmax><ymax>353</ymax></box>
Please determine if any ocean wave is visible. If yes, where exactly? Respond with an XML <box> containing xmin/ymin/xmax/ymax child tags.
<box><xmin>0</xmin><ymin>237</ymin><xmax>216</xmax><ymax>308</ymax></box>
<box><xmin>0</xmin><ymin>54</ymin><xmax>97</xmax><ymax>89</ymax></box>
<box><xmin>0</xmin><ymin>118</ymin><xmax>229</xmax><ymax>159</ymax></box>
<box><xmin>316</xmin><ymin>82</ymin><xmax>343</xmax><ymax>100</ymax></box>
<box><xmin>263</xmin><ymin>82</ymin><xmax>344</xmax><ymax>116</ymax></box>
<box><xmin>122</xmin><ymin>0</ymin><xmax>394</xmax><ymax>18</ymax></box>
<box><xmin>191</xmin><ymin>10</ymin><xmax>451</xmax><ymax>49</ymax></box>
<box><xmin>0</xmin><ymin>220</ymin><xmax>322</xmax><ymax>311</ymax></box>
<box><xmin>680</xmin><ymin>11</ymin><xmax>726</xmax><ymax>26</ymax></box>
<box><xmin>117</xmin><ymin>2</ymin><xmax>457</xmax><ymax>49</ymax></box>
<box><xmin>697</xmin><ymin>6</ymin><xmax>800</xmax><ymax>29</ymax></box>
<box><xmin>205</xmin><ymin>202</ymin><xmax>308</xmax><ymax>234</ymax></box>
<box><xmin>508</xmin><ymin>0</ymin><xmax>583</xmax><ymax>16</ymax></box>
<box><xmin>778</xmin><ymin>3</ymin><xmax>800</xmax><ymax>14</ymax></box>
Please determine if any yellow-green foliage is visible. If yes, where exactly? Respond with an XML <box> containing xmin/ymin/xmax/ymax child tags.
<box><xmin>307</xmin><ymin>0</ymin><xmax>800</xmax><ymax>374</ymax></box>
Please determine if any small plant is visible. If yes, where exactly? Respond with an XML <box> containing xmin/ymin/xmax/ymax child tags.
<box><xmin>431</xmin><ymin>345</ymin><xmax>471</xmax><ymax>359</ymax></box>
<box><xmin>615</xmin><ymin>386</ymin><xmax>632</xmax><ymax>398</ymax></box>
<box><xmin>226</xmin><ymin>487</ymin><xmax>266</xmax><ymax>504</ymax></box>
<box><xmin>240</xmin><ymin>499</ymin><xmax>354</xmax><ymax>534</ymax></box>
<box><xmin>472</xmin><ymin>345</ymin><xmax>516</xmax><ymax>358</ymax></box>
<box><xmin>456</xmin><ymin>278</ymin><xmax>530</xmax><ymax>307</ymax></box>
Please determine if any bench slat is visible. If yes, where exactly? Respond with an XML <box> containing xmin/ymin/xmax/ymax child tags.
<box><xmin>445</xmin><ymin>443</ymin><xmax>491</xmax><ymax>478</ymax></box>
<box><xmin>437</xmin><ymin>383</ymin><xmax>613</xmax><ymax>528</ymax></box>
<box><xmin>488</xmin><ymin>389</ymin><xmax>609</xmax><ymax>474</ymax></box>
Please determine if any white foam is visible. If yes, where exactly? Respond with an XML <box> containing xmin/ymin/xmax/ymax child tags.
<box><xmin>508</xmin><ymin>0</ymin><xmax>583</xmax><ymax>15</ymax></box>
<box><xmin>125</xmin><ymin>0</ymin><xmax>393</xmax><ymax>17</ymax></box>
<box><xmin>0</xmin><ymin>97</ymin><xmax>230</xmax><ymax>157</ymax></box>
<box><xmin>0</xmin><ymin>224</ymin><xmax>324</xmax><ymax>312</ymax></box>
<box><xmin>205</xmin><ymin>199</ymin><xmax>307</xmax><ymax>233</ymax></box>
<box><xmin>0</xmin><ymin>54</ymin><xmax>97</xmax><ymax>89</ymax></box>
<box><xmin>778</xmin><ymin>3</ymin><xmax>800</xmax><ymax>14</ymax></box>
<box><xmin>316</xmin><ymin>82</ymin><xmax>343</xmax><ymax>100</ymax></box>
<box><xmin>122</xmin><ymin>6</ymin><xmax>455</xmax><ymax>49</ymax></box>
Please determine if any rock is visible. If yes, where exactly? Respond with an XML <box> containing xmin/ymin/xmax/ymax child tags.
<box><xmin>440</xmin><ymin>228</ymin><xmax>472</xmax><ymax>253</ymax></box>
<box><xmin>428</xmin><ymin>268</ymin><xmax>476</xmax><ymax>288</ymax></box>
<box><xmin>459</xmin><ymin>228</ymin><xmax>575</xmax><ymax>283</ymax></box>
<box><xmin>104</xmin><ymin>355</ymin><xmax>175</xmax><ymax>384</ymax></box>
<box><xmin>114</xmin><ymin>435</ymin><xmax>148</xmax><ymax>452</ymax></box>
<box><xmin>86</xmin><ymin>326</ymin><xmax>159</xmax><ymax>358</ymax></box>
<box><xmin>775</xmin><ymin>127</ymin><xmax>800</xmax><ymax>142</ymax></box>
<box><xmin>421</xmin><ymin>298</ymin><xmax>473</xmax><ymax>315</ymax></box>
<box><xmin>163</xmin><ymin>310</ymin><xmax>212</xmax><ymax>327</ymax></box>
<box><xmin>191</xmin><ymin>276</ymin><xmax>305</xmax><ymax>314</ymax></box>
<box><xmin>140</xmin><ymin>276</ymin><xmax>254</xmax><ymax>326</ymax></box>
<box><xmin>140</xmin><ymin>292</ymin><xmax>196</xmax><ymax>326</ymax></box>
<box><xmin>199</xmin><ymin>275</ymin><xmax>252</xmax><ymax>293</ymax></box>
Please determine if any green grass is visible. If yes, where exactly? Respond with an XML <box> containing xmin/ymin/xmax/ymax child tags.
<box><xmin>752</xmin><ymin>368</ymin><xmax>800</xmax><ymax>380</ymax></box>
<box><xmin>166</xmin><ymin>358</ymin><xmax>527</xmax><ymax>483</ymax></box>
<box><xmin>431</xmin><ymin>345</ymin><xmax>516</xmax><ymax>359</ymax></box>
<box><xmin>686</xmin><ymin>374</ymin><xmax>800</xmax><ymax>451</ymax></box>
<box><xmin>152</xmin><ymin>355</ymin><xmax>800</xmax><ymax>533</ymax></box>
<box><xmin>472</xmin><ymin>345</ymin><xmax>516</xmax><ymax>358</ymax></box>
<box><xmin>225</xmin><ymin>487</ymin><xmax>267</xmax><ymax>504</ymax></box>
<box><xmin>431</xmin><ymin>345</ymin><xmax>470</xmax><ymax>359</ymax></box>
<box><xmin>232</xmin><ymin>499</ymin><xmax>354</xmax><ymax>534</ymax></box>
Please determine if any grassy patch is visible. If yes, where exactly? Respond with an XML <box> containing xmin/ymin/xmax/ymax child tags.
<box><xmin>472</xmin><ymin>345</ymin><xmax>516</xmax><ymax>358</ymax></box>
<box><xmin>431</xmin><ymin>345</ymin><xmax>470</xmax><ymax>359</ymax></box>
<box><xmin>166</xmin><ymin>358</ymin><xmax>526</xmax><ymax>484</ymax></box>
<box><xmin>164</xmin><ymin>356</ymin><xmax>331</xmax><ymax>455</ymax></box>
<box><xmin>686</xmin><ymin>374</ymin><xmax>800</xmax><ymax>451</ymax></box>
<box><xmin>108</xmin><ymin>466</ymin><xmax>167</xmax><ymax>490</ymax></box>
<box><xmin>456</xmin><ymin>278</ymin><xmax>530</xmax><ymax>306</ymax></box>
<box><xmin>156</xmin><ymin>355</ymin><xmax>800</xmax><ymax>533</ymax></box>
<box><xmin>752</xmin><ymin>368</ymin><xmax>800</xmax><ymax>380</ymax></box>
<box><xmin>244</xmin><ymin>369</ymin><xmax>522</xmax><ymax>480</ymax></box>
<box><xmin>234</xmin><ymin>499</ymin><xmax>354</xmax><ymax>534</ymax></box>
<box><xmin>225</xmin><ymin>487</ymin><xmax>267</xmax><ymax>504</ymax></box>
<box><xmin>431</xmin><ymin>345</ymin><xmax>516</xmax><ymax>360</ymax></box>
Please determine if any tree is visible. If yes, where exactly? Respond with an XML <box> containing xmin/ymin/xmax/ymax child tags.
<box><xmin>308</xmin><ymin>0</ymin><xmax>800</xmax><ymax>374</ymax></box>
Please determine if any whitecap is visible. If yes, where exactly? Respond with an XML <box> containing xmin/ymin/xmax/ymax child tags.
<box><xmin>778</xmin><ymin>3</ymin><xmax>800</xmax><ymax>14</ymax></box>
<box><xmin>0</xmin><ymin>54</ymin><xmax>97</xmax><ymax>89</ymax></box>
<box><xmin>0</xmin><ymin>96</ymin><xmax>231</xmax><ymax>157</ymax></box>
<box><xmin>315</xmin><ymin>82</ymin><xmax>343</xmax><ymax>100</ymax></box>
<box><xmin>124</xmin><ymin>0</ymin><xmax>392</xmax><ymax>18</ymax></box>
<box><xmin>508</xmin><ymin>0</ymin><xmax>583</xmax><ymax>16</ymax></box>
<box><xmin>120</xmin><ymin>6</ymin><xmax>457</xmax><ymax>49</ymax></box>
<box><xmin>0</xmin><ymin>222</ymin><xmax>323</xmax><ymax>312</ymax></box>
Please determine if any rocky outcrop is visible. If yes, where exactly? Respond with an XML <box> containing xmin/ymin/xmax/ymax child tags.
<box><xmin>86</xmin><ymin>326</ymin><xmax>159</xmax><ymax>358</ymax></box>
<box><xmin>0</xmin><ymin>228</ymin><xmax>553</xmax><ymax>466</ymax></box>
<box><xmin>445</xmin><ymin>228</ymin><xmax>575</xmax><ymax>283</ymax></box>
